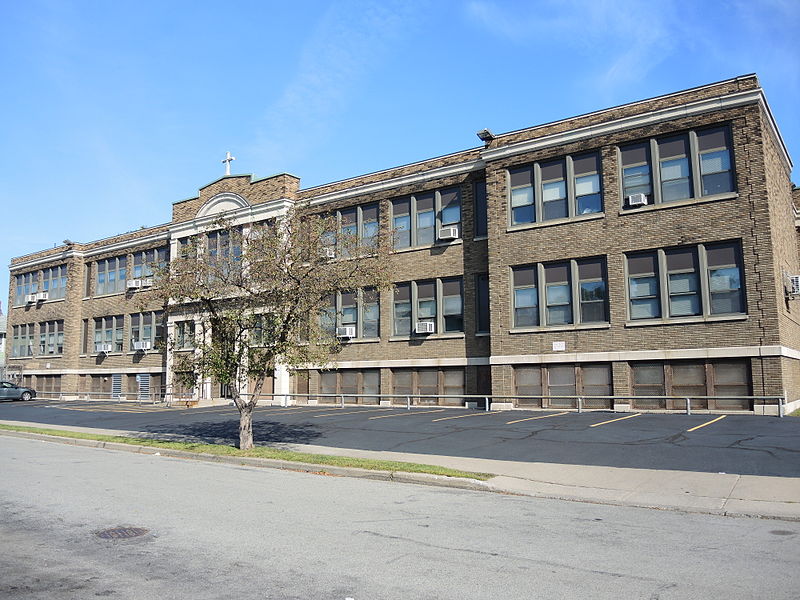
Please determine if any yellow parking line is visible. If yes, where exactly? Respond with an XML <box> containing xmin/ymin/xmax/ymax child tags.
<box><xmin>369</xmin><ymin>409</ymin><xmax>446</xmax><ymax>420</ymax></box>
<box><xmin>506</xmin><ymin>411</ymin><xmax>569</xmax><ymax>425</ymax></box>
<box><xmin>431</xmin><ymin>412</ymin><xmax>495</xmax><ymax>422</ymax></box>
<box><xmin>313</xmin><ymin>408</ymin><xmax>394</xmax><ymax>418</ymax></box>
<box><xmin>687</xmin><ymin>415</ymin><xmax>727</xmax><ymax>432</ymax></box>
<box><xmin>589</xmin><ymin>413</ymin><xmax>641</xmax><ymax>427</ymax></box>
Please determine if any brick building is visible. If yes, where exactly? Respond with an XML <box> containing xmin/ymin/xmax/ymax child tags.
<box><xmin>7</xmin><ymin>75</ymin><xmax>800</xmax><ymax>414</ymax></box>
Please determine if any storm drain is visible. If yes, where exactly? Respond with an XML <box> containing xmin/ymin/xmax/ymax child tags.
<box><xmin>95</xmin><ymin>527</ymin><xmax>149</xmax><ymax>540</ymax></box>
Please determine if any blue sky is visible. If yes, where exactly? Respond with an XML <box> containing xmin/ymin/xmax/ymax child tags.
<box><xmin>1</xmin><ymin>0</ymin><xmax>798</xmax><ymax>306</ymax></box>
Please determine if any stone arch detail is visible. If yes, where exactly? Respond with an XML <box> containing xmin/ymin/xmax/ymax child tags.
<box><xmin>196</xmin><ymin>192</ymin><xmax>249</xmax><ymax>218</ymax></box>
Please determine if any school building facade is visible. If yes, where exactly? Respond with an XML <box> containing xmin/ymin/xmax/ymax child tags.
<box><xmin>7</xmin><ymin>74</ymin><xmax>800</xmax><ymax>414</ymax></box>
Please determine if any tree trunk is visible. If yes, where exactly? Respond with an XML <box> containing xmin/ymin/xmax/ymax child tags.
<box><xmin>238</xmin><ymin>402</ymin><xmax>254</xmax><ymax>450</ymax></box>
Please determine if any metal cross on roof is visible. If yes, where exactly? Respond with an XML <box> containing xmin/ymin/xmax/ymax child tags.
<box><xmin>222</xmin><ymin>151</ymin><xmax>236</xmax><ymax>176</ymax></box>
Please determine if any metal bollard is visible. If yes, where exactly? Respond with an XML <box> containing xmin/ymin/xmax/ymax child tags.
<box><xmin>686</xmin><ymin>397</ymin><xmax>691</xmax><ymax>416</ymax></box>
<box><xmin>577</xmin><ymin>396</ymin><xmax>583</xmax><ymax>414</ymax></box>
<box><xmin>339</xmin><ymin>394</ymin><xmax>344</xmax><ymax>408</ymax></box>
<box><xmin>778</xmin><ymin>396</ymin><xmax>784</xmax><ymax>418</ymax></box>
<box><xmin>407</xmin><ymin>395</ymin><xmax>411</xmax><ymax>411</ymax></box>
<box><xmin>485</xmin><ymin>397</ymin><xmax>490</xmax><ymax>412</ymax></box>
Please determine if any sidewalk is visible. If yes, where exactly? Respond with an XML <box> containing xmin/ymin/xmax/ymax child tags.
<box><xmin>2</xmin><ymin>420</ymin><xmax>798</xmax><ymax>521</ymax></box>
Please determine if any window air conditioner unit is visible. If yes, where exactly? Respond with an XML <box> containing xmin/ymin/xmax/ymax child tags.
<box><xmin>36</xmin><ymin>291</ymin><xmax>49</xmax><ymax>301</ymax></box>
<box><xmin>24</xmin><ymin>294</ymin><xmax>37</xmax><ymax>303</ymax></box>
<box><xmin>336</xmin><ymin>326</ymin><xmax>356</xmax><ymax>338</ymax></box>
<box><xmin>626</xmin><ymin>193</ymin><xmax>648</xmax><ymax>207</ymax></box>
<box><xmin>127</xmin><ymin>279</ymin><xmax>142</xmax><ymax>289</ymax></box>
<box><xmin>438</xmin><ymin>226</ymin><xmax>460</xmax><ymax>240</ymax></box>
<box><xmin>141</xmin><ymin>278</ymin><xmax>154</xmax><ymax>287</ymax></box>
<box><xmin>95</xmin><ymin>343</ymin><xmax>113</xmax><ymax>353</ymax></box>
<box><xmin>133</xmin><ymin>341</ymin><xmax>152</xmax><ymax>351</ymax></box>
<box><xmin>415</xmin><ymin>321</ymin><xmax>435</xmax><ymax>334</ymax></box>
<box><xmin>322</xmin><ymin>247</ymin><xmax>336</xmax><ymax>259</ymax></box>
<box><xmin>788</xmin><ymin>275</ymin><xmax>800</xmax><ymax>298</ymax></box>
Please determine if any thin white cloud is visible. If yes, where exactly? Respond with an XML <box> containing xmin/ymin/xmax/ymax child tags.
<box><xmin>465</xmin><ymin>0</ymin><xmax>678</xmax><ymax>95</ymax></box>
<box><xmin>249</xmin><ymin>0</ymin><xmax>414</xmax><ymax>174</ymax></box>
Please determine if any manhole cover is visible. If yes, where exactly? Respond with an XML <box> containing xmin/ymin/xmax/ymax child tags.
<box><xmin>95</xmin><ymin>527</ymin><xmax>149</xmax><ymax>540</ymax></box>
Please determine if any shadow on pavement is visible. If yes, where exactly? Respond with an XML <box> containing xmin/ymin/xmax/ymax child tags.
<box><xmin>137</xmin><ymin>420</ymin><xmax>322</xmax><ymax>447</ymax></box>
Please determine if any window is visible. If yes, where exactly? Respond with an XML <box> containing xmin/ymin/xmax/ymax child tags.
<box><xmin>514</xmin><ymin>364</ymin><xmax>612</xmax><ymax>405</ymax></box>
<box><xmin>391</xmin><ymin>187</ymin><xmax>461</xmax><ymax>249</ymax></box>
<box><xmin>130</xmin><ymin>311</ymin><xmax>164</xmax><ymax>350</ymax></box>
<box><xmin>14</xmin><ymin>272</ymin><xmax>37</xmax><ymax>306</ymax></box>
<box><xmin>474</xmin><ymin>179</ymin><xmax>488</xmax><ymax>238</ymax></box>
<box><xmin>392</xmin><ymin>277</ymin><xmax>464</xmax><ymax>336</ymax></box>
<box><xmin>476</xmin><ymin>274</ymin><xmax>490</xmax><ymax>333</ymax></box>
<box><xmin>320</xmin><ymin>288</ymin><xmax>380</xmax><ymax>339</ymax></box>
<box><xmin>626</xmin><ymin>241</ymin><xmax>744</xmax><ymax>321</ymax></box>
<box><xmin>335</xmin><ymin>203</ymin><xmax>379</xmax><ymax>256</ymax></box>
<box><xmin>37</xmin><ymin>375</ymin><xmax>61</xmax><ymax>395</ymax></box>
<box><xmin>631</xmin><ymin>360</ymin><xmax>751</xmax><ymax>400</ymax></box>
<box><xmin>512</xmin><ymin>257</ymin><xmax>608</xmax><ymax>328</ymax></box>
<box><xmin>318</xmin><ymin>369</ymin><xmax>380</xmax><ymax>404</ymax></box>
<box><xmin>41</xmin><ymin>266</ymin><xmax>68</xmax><ymax>300</ymax></box>
<box><xmin>11</xmin><ymin>324</ymin><xmax>35</xmax><ymax>357</ymax></box>
<box><xmin>132</xmin><ymin>247</ymin><xmax>169</xmax><ymax>279</ymax></box>
<box><xmin>508</xmin><ymin>151</ymin><xmax>603</xmax><ymax>226</ymax></box>
<box><xmin>175</xmin><ymin>321</ymin><xmax>196</xmax><ymax>349</ymax></box>
<box><xmin>96</xmin><ymin>256</ymin><xmax>127</xmax><ymax>295</ymax></box>
<box><xmin>94</xmin><ymin>315</ymin><xmax>124</xmax><ymax>353</ymax></box>
<box><xmin>392</xmin><ymin>368</ymin><xmax>465</xmax><ymax>405</ymax></box>
<box><xmin>620</xmin><ymin>126</ymin><xmax>734</xmax><ymax>208</ymax></box>
<box><xmin>39</xmin><ymin>320</ymin><xmax>64</xmax><ymax>355</ymax></box>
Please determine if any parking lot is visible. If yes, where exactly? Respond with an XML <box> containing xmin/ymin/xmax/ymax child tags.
<box><xmin>2</xmin><ymin>400</ymin><xmax>799</xmax><ymax>477</ymax></box>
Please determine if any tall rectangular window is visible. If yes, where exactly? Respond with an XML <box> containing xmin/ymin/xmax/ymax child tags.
<box><xmin>440</xmin><ymin>188</ymin><xmax>461</xmax><ymax>230</ymax></box>
<box><xmin>666</xmin><ymin>248</ymin><xmax>700</xmax><ymax>317</ymax></box>
<box><xmin>441</xmin><ymin>278</ymin><xmax>463</xmax><ymax>333</ymax></box>
<box><xmin>322</xmin><ymin>289</ymin><xmax>380</xmax><ymax>339</ymax></box>
<box><xmin>416</xmin><ymin>281</ymin><xmax>437</xmax><ymax>332</ymax></box>
<box><xmin>416</xmin><ymin>193</ymin><xmax>435</xmax><ymax>246</ymax></box>
<box><xmin>476</xmin><ymin>274</ymin><xmax>490</xmax><ymax>333</ymax></box>
<box><xmin>577</xmin><ymin>258</ymin><xmax>607</xmax><ymax>323</ymax></box>
<box><xmin>658</xmin><ymin>135</ymin><xmax>692</xmax><ymax>202</ymax></box>
<box><xmin>176</xmin><ymin>321</ymin><xmax>196</xmax><ymax>349</ymax></box>
<box><xmin>706</xmin><ymin>242</ymin><xmax>743</xmax><ymax>314</ymax></box>
<box><xmin>361</xmin><ymin>204</ymin><xmax>379</xmax><ymax>247</ymax></box>
<box><xmin>573</xmin><ymin>154</ymin><xmax>602</xmax><ymax>215</ymax></box>
<box><xmin>544</xmin><ymin>263</ymin><xmax>572</xmax><ymax>325</ymax></box>
<box><xmin>621</xmin><ymin>143</ymin><xmax>652</xmax><ymax>201</ymax></box>
<box><xmin>39</xmin><ymin>320</ymin><xmax>64</xmax><ymax>355</ymax></box>
<box><xmin>474</xmin><ymin>179</ymin><xmax>488</xmax><ymax>238</ymax></box>
<box><xmin>510</xmin><ymin>166</ymin><xmax>535</xmax><ymax>225</ymax></box>
<box><xmin>130</xmin><ymin>311</ymin><xmax>164</xmax><ymax>350</ymax></box>
<box><xmin>393</xmin><ymin>283</ymin><xmax>411</xmax><ymax>335</ymax></box>
<box><xmin>697</xmin><ymin>128</ymin><xmax>734</xmax><ymax>196</ymax></box>
<box><xmin>541</xmin><ymin>159</ymin><xmax>568</xmax><ymax>221</ymax></box>
<box><xmin>339</xmin><ymin>208</ymin><xmax>357</xmax><ymax>257</ymax></box>
<box><xmin>320</xmin><ymin>294</ymin><xmax>337</xmax><ymax>336</ymax></box>
<box><xmin>133</xmin><ymin>247</ymin><xmax>169</xmax><ymax>279</ymax></box>
<box><xmin>392</xmin><ymin>198</ymin><xmax>411</xmax><ymax>249</ymax></box>
<box><xmin>41</xmin><ymin>266</ymin><xmax>68</xmax><ymax>300</ymax></box>
<box><xmin>362</xmin><ymin>288</ymin><xmax>380</xmax><ymax>339</ymax></box>
<box><xmin>628</xmin><ymin>252</ymin><xmax>661</xmax><ymax>320</ymax></box>
<box><xmin>512</xmin><ymin>267</ymin><xmax>538</xmax><ymax>327</ymax></box>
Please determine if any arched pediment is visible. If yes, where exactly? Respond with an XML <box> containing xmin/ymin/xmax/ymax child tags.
<box><xmin>196</xmin><ymin>192</ymin><xmax>250</xmax><ymax>218</ymax></box>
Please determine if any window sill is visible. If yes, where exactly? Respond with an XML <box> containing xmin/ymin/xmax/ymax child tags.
<box><xmin>173</xmin><ymin>348</ymin><xmax>196</xmax><ymax>353</ymax></box>
<box><xmin>625</xmin><ymin>314</ymin><xmax>748</xmax><ymax>328</ymax></box>
<box><xmin>89</xmin><ymin>352</ymin><xmax>124</xmax><ymax>357</ymax></box>
<box><xmin>473</xmin><ymin>236</ymin><xmax>488</xmax><ymax>242</ymax></box>
<box><xmin>87</xmin><ymin>292</ymin><xmax>128</xmax><ymax>300</ymax></box>
<box><xmin>475</xmin><ymin>331</ymin><xmax>490</xmax><ymax>337</ymax></box>
<box><xmin>389</xmin><ymin>332</ymin><xmax>466</xmax><ymax>341</ymax></box>
<box><xmin>618</xmin><ymin>192</ymin><xmax>738</xmax><ymax>215</ymax></box>
<box><xmin>506</xmin><ymin>212</ymin><xmax>604</xmax><ymax>233</ymax></box>
<box><xmin>125</xmin><ymin>351</ymin><xmax>162</xmax><ymax>356</ymax></box>
<box><xmin>12</xmin><ymin>297</ymin><xmax>67</xmax><ymax>308</ymax></box>
<box><xmin>510</xmin><ymin>322</ymin><xmax>610</xmax><ymax>334</ymax></box>
<box><xmin>340</xmin><ymin>337</ymin><xmax>381</xmax><ymax>344</ymax></box>
<box><xmin>392</xmin><ymin>238</ymin><xmax>463</xmax><ymax>255</ymax></box>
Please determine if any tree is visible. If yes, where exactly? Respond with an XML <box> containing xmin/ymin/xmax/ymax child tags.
<box><xmin>156</xmin><ymin>207</ymin><xmax>392</xmax><ymax>449</ymax></box>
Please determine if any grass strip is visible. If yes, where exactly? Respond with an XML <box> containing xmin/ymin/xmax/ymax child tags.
<box><xmin>789</xmin><ymin>408</ymin><xmax>800</xmax><ymax>417</ymax></box>
<box><xmin>0</xmin><ymin>423</ymin><xmax>492</xmax><ymax>481</ymax></box>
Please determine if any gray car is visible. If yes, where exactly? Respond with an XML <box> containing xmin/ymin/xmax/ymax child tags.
<box><xmin>0</xmin><ymin>381</ymin><xmax>37</xmax><ymax>401</ymax></box>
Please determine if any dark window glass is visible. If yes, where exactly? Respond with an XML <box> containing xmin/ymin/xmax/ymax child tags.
<box><xmin>474</xmin><ymin>180</ymin><xmax>488</xmax><ymax>238</ymax></box>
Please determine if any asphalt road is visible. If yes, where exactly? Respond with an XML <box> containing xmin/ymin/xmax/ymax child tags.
<box><xmin>2</xmin><ymin>435</ymin><xmax>798</xmax><ymax>600</ymax></box>
<box><xmin>2</xmin><ymin>400</ymin><xmax>799</xmax><ymax>476</ymax></box>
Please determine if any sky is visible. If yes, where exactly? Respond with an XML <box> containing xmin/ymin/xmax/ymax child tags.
<box><xmin>1</xmin><ymin>0</ymin><xmax>798</xmax><ymax>307</ymax></box>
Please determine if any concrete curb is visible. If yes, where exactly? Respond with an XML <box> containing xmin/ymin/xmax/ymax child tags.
<box><xmin>2</xmin><ymin>429</ymin><xmax>796</xmax><ymax>521</ymax></box>
<box><xmin>0</xmin><ymin>429</ymin><xmax>491</xmax><ymax>493</ymax></box>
